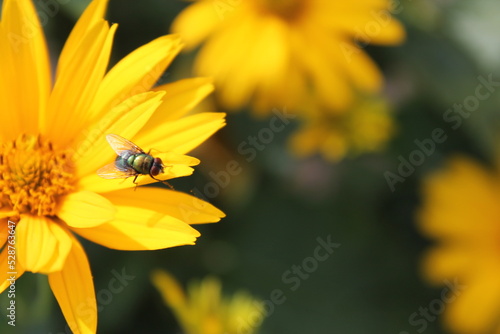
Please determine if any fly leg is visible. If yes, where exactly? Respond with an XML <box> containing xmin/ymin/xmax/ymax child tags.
<box><xmin>151</xmin><ymin>175</ymin><xmax>174</xmax><ymax>189</ymax></box>
<box><xmin>132</xmin><ymin>174</ymin><xmax>139</xmax><ymax>191</ymax></box>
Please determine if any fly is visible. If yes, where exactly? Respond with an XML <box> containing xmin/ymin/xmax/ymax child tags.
<box><xmin>97</xmin><ymin>134</ymin><xmax>171</xmax><ymax>187</ymax></box>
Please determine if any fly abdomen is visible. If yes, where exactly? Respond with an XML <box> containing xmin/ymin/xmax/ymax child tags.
<box><xmin>128</xmin><ymin>153</ymin><xmax>154</xmax><ymax>175</ymax></box>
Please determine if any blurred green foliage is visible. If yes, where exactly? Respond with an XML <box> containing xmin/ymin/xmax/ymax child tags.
<box><xmin>2</xmin><ymin>0</ymin><xmax>500</xmax><ymax>333</ymax></box>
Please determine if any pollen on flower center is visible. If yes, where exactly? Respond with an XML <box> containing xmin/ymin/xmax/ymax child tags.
<box><xmin>0</xmin><ymin>134</ymin><xmax>76</xmax><ymax>217</ymax></box>
<box><xmin>256</xmin><ymin>0</ymin><xmax>307</xmax><ymax>21</ymax></box>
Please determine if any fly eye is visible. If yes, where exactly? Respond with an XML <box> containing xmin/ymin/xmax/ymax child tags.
<box><xmin>150</xmin><ymin>165</ymin><xmax>161</xmax><ymax>176</ymax></box>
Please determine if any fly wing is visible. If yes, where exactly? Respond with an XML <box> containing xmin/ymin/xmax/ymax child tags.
<box><xmin>96</xmin><ymin>162</ymin><xmax>137</xmax><ymax>179</ymax></box>
<box><xmin>105</xmin><ymin>134</ymin><xmax>144</xmax><ymax>157</ymax></box>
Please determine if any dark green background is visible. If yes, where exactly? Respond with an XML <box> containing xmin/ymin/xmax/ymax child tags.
<box><xmin>1</xmin><ymin>0</ymin><xmax>500</xmax><ymax>333</ymax></box>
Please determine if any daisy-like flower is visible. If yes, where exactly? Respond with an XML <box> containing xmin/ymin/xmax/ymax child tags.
<box><xmin>152</xmin><ymin>270</ymin><xmax>264</xmax><ymax>334</ymax></box>
<box><xmin>172</xmin><ymin>0</ymin><xmax>405</xmax><ymax>114</ymax></box>
<box><xmin>417</xmin><ymin>156</ymin><xmax>500</xmax><ymax>333</ymax></box>
<box><xmin>289</xmin><ymin>95</ymin><xmax>395</xmax><ymax>161</ymax></box>
<box><xmin>0</xmin><ymin>0</ymin><xmax>225</xmax><ymax>333</ymax></box>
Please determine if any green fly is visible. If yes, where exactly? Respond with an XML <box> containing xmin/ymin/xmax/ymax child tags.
<box><xmin>97</xmin><ymin>134</ymin><xmax>170</xmax><ymax>186</ymax></box>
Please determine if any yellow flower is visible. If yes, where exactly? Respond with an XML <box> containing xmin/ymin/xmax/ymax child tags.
<box><xmin>172</xmin><ymin>0</ymin><xmax>405</xmax><ymax>114</ymax></box>
<box><xmin>417</xmin><ymin>156</ymin><xmax>500</xmax><ymax>333</ymax></box>
<box><xmin>152</xmin><ymin>270</ymin><xmax>264</xmax><ymax>334</ymax></box>
<box><xmin>0</xmin><ymin>0</ymin><xmax>225</xmax><ymax>333</ymax></box>
<box><xmin>289</xmin><ymin>96</ymin><xmax>395</xmax><ymax>160</ymax></box>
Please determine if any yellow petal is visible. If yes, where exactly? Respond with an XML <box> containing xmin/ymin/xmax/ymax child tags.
<box><xmin>367</xmin><ymin>20</ymin><xmax>406</xmax><ymax>45</ymax></box>
<box><xmin>73</xmin><ymin>91</ymin><xmax>165</xmax><ymax>179</ymax></box>
<box><xmin>0</xmin><ymin>219</ymin><xmax>9</xmax><ymax>246</ymax></box>
<box><xmin>151</xmin><ymin>270</ymin><xmax>187</xmax><ymax>309</ymax></box>
<box><xmin>418</xmin><ymin>157</ymin><xmax>500</xmax><ymax>240</ymax></box>
<box><xmin>150</xmin><ymin>77</ymin><xmax>214</xmax><ymax>122</ymax></box>
<box><xmin>89</xmin><ymin>34</ymin><xmax>183</xmax><ymax>121</ymax></box>
<box><xmin>444</xmin><ymin>269</ymin><xmax>500</xmax><ymax>333</ymax></box>
<box><xmin>105</xmin><ymin>188</ymin><xmax>225</xmax><ymax>225</ymax></box>
<box><xmin>0</xmin><ymin>25</ymin><xmax>17</xmax><ymax>141</ymax></box>
<box><xmin>333</xmin><ymin>40</ymin><xmax>382</xmax><ymax>93</ymax></box>
<box><xmin>313</xmin><ymin>1</ymin><xmax>405</xmax><ymax>46</ymax></box>
<box><xmin>171</xmin><ymin>0</ymin><xmax>221</xmax><ymax>50</ymax></box>
<box><xmin>44</xmin><ymin>21</ymin><xmax>118</xmax><ymax>147</ymax></box>
<box><xmin>156</xmin><ymin>152</ymin><xmax>200</xmax><ymax>166</ymax></box>
<box><xmin>72</xmin><ymin>206</ymin><xmax>200</xmax><ymax>250</ymax></box>
<box><xmin>77</xmin><ymin>174</ymin><xmax>125</xmax><ymax>194</ymax></box>
<box><xmin>254</xmin><ymin>63</ymin><xmax>304</xmax><ymax>114</ymax></box>
<box><xmin>194</xmin><ymin>13</ymin><xmax>259</xmax><ymax>109</ymax></box>
<box><xmin>78</xmin><ymin>167</ymin><xmax>194</xmax><ymax>194</ymax></box>
<box><xmin>58</xmin><ymin>191</ymin><xmax>116</xmax><ymax>228</ymax></box>
<box><xmin>48</xmin><ymin>235</ymin><xmax>97</xmax><ymax>334</ymax></box>
<box><xmin>0</xmin><ymin>246</ymin><xmax>25</xmax><ymax>294</ymax></box>
<box><xmin>57</xmin><ymin>0</ymin><xmax>109</xmax><ymax>77</ymax></box>
<box><xmin>0</xmin><ymin>210</ymin><xmax>17</xmax><ymax>220</ymax></box>
<box><xmin>294</xmin><ymin>26</ymin><xmax>353</xmax><ymax>110</ymax></box>
<box><xmin>216</xmin><ymin>17</ymin><xmax>288</xmax><ymax>110</ymax></box>
<box><xmin>136</xmin><ymin>112</ymin><xmax>226</xmax><ymax>155</ymax></box>
<box><xmin>0</xmin><ymin>0</ymin><xmax>51</xmax><ymax>138</ymax></box>
<box><xmin>16</xmin><ymin>215</ymin><xmax>72</xmax><ymax>273</ymax></box>
<box><xmin>421</xmin><ymin>245</ymin><xmax>472</xmax><ymax>284</ymax></box>
<box><xmin>157</xmin><ymin>165</ymin><xmax>196</xmax><ymax>181</ymax></box>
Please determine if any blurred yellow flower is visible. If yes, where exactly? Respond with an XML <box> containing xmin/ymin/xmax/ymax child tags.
<box><xmin>290</xmin><ymin>96</ymin><xmax>395</xmax><ymax>160</ymax></box>
<box><xmin>417</xmin><ymin>156</ymin><xmax>500</xmax><ymax>333</ymax></box>
<box><xmin>152</xmin><ymin>270</ymin><xmax>264</xmax><ymax>334</ymax></box>
<box><xmin>172</xmin><ymin>0</ymin><xmax>405</xmax><ymax>114</ymax></box>
<box><xmin>0</xmin><ymin>0</ymin><xmax>225</xmax><ymax>333</ymax></box>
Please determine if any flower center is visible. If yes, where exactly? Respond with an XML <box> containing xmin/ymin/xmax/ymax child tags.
<box><xmin>256</xmin><ymin>0</ymin><xmax>307</xmax><ymax>21</ymax></box>
<box><xmin>0</xmin><ymin>134</ymin><xmax>75</xmax><ymax>217</ymax></box>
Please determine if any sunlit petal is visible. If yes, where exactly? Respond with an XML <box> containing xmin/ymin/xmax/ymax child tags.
<box><xmin>136</xmin><ymin>112</ymin><xmax>226</xmax><ymax>155</ymax></box>
<box><xmin>74</xmin><ymin>91</ymin><xmax>165</xmax><ymax>179</ymax></box>
<box><xmin>16</xmin><ymin>216</ymin><xmax>72</xmax><ymax>273</ymax></box>
<box><xmin>44</xmin><ymin>21</ymin><xmax>117</xmax><ymax>146</ymax></box>
<box><xmin>105</xmin><ymin>188</ymin><xmax>225</xmax><ymax>225</ymax></box>
<box><xmin>58</xmin><ymin>191</ymin><xmax>116</xmax><ymax>228</ymax></box>
<box><xmin>150</xmin><ymin>77</ymin><xmax>214</xmax><ymax>122</ymax></box>
<box><xmin>72</xmin><ymin>206</ymin><xmax>200</xmax><ymax>250</ymax></box>
<box><xmin>89</xmin><ymin>34</ymin><xmax>183</xmax><ymax>121</ymax></box>
<box><xmin>48</xmin><ymin>235</ymin><xmax>97</xmax><ymax>334</ymax></box>
<box><xmin>0</xmin><ymin>0</ymin><xmax>51</xmax><ymax>138</ymax></box>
